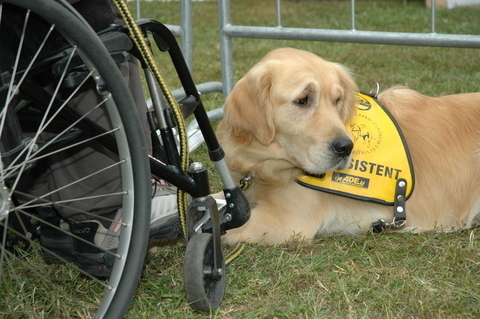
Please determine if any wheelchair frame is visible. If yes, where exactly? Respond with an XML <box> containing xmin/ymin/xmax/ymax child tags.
<box><xmin>0</xmin><ymin>0</ymin><xmax>249</xmax><ymax>316</ymax></box>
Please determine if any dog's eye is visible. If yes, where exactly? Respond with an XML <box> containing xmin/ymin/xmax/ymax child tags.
<box><xmin>295</xmin><ymin>96</ymin><xmax>309</xmax><ymax>106</ymax></box>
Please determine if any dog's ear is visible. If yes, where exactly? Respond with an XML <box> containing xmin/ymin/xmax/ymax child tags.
<box><xmin>331</xmin><ymin>63</ymin><xmax>359</xmax><ymax>122</ymax></box>
<box><xmin>223</xmin><ymin>63</ymin><xmax>275</xmax><ymax>145</ymax></box>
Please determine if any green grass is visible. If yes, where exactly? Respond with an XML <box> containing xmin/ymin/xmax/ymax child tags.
<box><xmin>127</xmin><ymin>0</ymin><xmax>480</xmax><ymax>318</ymax></box>
<box><xmin>4</xmin><ymin>1</ymin><xmax>477</xmax><ymax>318</ymax></box>
<box><xmin>124</xmin><ymin>0</ymin><xmax>480</xmax><ymax>318</ymax></box>
<box><xmin>138</xmin><ymin>230</ymin><xmax>480</xmax><ymax>318</ymax></box>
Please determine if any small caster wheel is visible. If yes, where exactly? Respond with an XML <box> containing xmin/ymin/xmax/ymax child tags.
<box><xmin>184</xmin><ymin>233</ymin><xmax>226</xmax><ymax>311</ymax></box>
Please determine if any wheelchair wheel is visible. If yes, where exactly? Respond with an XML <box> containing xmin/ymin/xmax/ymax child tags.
<box><xmin>0</xmin><ymin>1</ymin><xmax>151</xmax><ymax>318</ymax></box>
<box><xmin>184</xmin><ymin>233</ymin><xmax>226</xmax><ymax>311</ymax></box>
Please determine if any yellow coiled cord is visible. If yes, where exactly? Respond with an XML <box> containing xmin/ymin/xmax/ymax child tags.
<box><xmin>112</xmin><ymin>0</ymin><xmax>188</xmax><ymax>236</ymax></box>
<box><xmin>225</xmin><ymin>242</ymin><xmax>245</xmax><ymax>264</ymax></box>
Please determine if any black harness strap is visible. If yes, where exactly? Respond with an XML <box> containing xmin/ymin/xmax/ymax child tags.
<box><xmin>372</xmin><ymin>178</ymin><xmax>407</xmax><ymax>233</ymax></box>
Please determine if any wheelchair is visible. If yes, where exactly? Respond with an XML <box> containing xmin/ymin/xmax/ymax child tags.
<box><xmin>0</xmin><ymin>0</ymin><xmax>249</xmax><ymax>317</ymax></box>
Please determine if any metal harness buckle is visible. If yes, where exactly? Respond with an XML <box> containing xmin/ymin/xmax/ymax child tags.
<box><xmin>239</xmin><ymin>172</ymin><xmax>252</xmax><ymax>190</ymax></box>
<box><xmin>372</xmin><ymin>178</ymin><xmax>407</xmax><ymax>233</ymax></box>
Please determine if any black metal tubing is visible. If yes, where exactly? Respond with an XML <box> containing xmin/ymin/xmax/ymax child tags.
<box><xmin>137</xmin><ymin>19</ymin><xmax>225</xmax><ymax>162</ymax></box>
<box><xmin>149</xmin><ymin>155</ymin><xmax>200</xmax><ymax>196</ymax></box>
<box><xmin>205</xmin><ymin>195</ymin><xmax>224</xmax><ymax>280</ymax></box>
<box><xmin>139</xmin><ymin>22</ymin><xmax>231</xmax><ymax>287</ymax></box>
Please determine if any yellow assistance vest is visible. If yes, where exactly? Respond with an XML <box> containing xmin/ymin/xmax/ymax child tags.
<box><xmin>296</xmin><ymin>92</ymin><xmax>414</xmax><ymax>206</ymax></box>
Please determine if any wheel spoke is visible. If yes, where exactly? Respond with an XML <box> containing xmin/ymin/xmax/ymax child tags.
<box><xmin>1</xmin><ymin>1</ymin><xmax>150</xmax><ymax>317</ymax></box>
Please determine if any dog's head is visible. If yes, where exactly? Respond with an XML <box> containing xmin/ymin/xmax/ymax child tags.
<box><xmin>219</xmin><ymin>48</ymin><xmax>358</xmax><ymax>176</ymax></box>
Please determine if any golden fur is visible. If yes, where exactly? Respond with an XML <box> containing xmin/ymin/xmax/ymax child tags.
<box><xmin>217</xmin><ymin>47</ymin><xmax>480</xmax><ymax>245</ymax></box>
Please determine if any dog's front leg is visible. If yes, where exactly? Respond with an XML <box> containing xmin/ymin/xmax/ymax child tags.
<box><xmin>222</xmin><ymin>205</ymin><xmax>315</xmax><ymax>245</ymax></box>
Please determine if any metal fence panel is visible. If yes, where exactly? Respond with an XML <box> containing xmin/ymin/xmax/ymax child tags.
<box><xmin>218</xmin><ymin>0</ymin><xmax>480</xmax><ymax>95</ymax></box>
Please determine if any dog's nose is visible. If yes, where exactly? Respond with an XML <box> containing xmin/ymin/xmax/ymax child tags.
<box><xmin>332</xmin><ymin>137</ymin><xmax>353</xmax><ymax>157</ymax></box>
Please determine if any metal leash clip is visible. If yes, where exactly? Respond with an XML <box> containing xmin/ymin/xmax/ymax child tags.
<box><xmin>239</xmin><ymin>172</ymin><xmax>252</xmax><ymax>190</ymax></box>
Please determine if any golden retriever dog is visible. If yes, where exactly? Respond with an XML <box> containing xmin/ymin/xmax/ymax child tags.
<box><xmin>217</xmin><ymin>47</ymin><xmax>480</xmax><ymax>245</ymax></box>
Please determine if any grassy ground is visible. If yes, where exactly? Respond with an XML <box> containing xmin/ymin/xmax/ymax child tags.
<box><xmin>129</xmin><ymin>0</ymin><xmax>480</xmax><ymax>318</ymax></box>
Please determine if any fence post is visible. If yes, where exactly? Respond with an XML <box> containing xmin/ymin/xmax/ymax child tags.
<box><xmin>134</xmin><ymin>0</ymin><xmax>193</xmax><ymax>72</ymax></box>
<box><xmin>218</xmin><ymin>0</ymin><xmax>234</xmax><ymax>96</ymax></box>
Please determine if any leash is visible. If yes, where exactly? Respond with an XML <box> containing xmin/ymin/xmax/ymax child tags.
<box><xmin>112</xmin><ymin>0</ymin><xmax>189</xmax><ymax>237</ymax></box>
<box><xmin>225</xmin><ymin>242</ymin><xmax>245</xmax><ymax>264</ymax></box>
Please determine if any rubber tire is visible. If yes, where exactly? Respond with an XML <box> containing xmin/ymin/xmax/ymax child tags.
<box><xmin>0</xmin><ymin>1</ymin><xmax>151</xmax><ymax>318</ymax></box>
<box><xmin>184</xmin><ymin>233</ymin><xmax>226</xmax><ymax>312</ymax></box>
